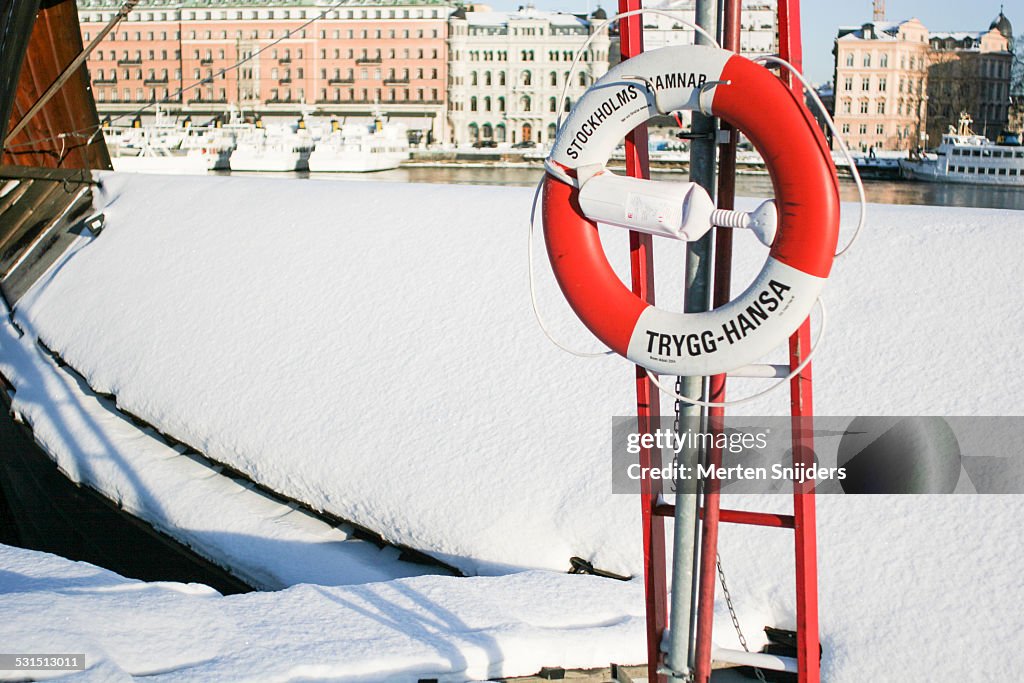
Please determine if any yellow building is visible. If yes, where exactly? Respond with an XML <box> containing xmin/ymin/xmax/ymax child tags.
<box><xmin>833</xmin><ymin>17</ymin><xmax>930</xmax><ymax>152</ymax></box>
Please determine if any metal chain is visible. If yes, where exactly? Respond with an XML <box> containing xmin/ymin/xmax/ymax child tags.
<box><xmin>670</xmin><ymin>376</ymin><xmax>685</xmax><ymax>493</ymax></box>
<box><xmin>716</xmin><ymin>552</ymin><xmax>767</xmax><ymax>683</ymax></box>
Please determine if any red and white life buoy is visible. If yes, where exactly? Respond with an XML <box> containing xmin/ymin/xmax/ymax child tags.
<box><xmin>543</xmin><ymin>45</ymin><xmax>840</xmax><ymax>376</ymax></box>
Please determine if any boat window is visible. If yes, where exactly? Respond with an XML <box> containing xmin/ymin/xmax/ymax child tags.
<box><xmin>971</xmin><ymin>150</ymin><xmax>980</xmax><ymax>157</ymax></box>
<box><xmin>988</xmin><ymin>168</ymin><xmax>995</xmax><ymax>175</ymax></box>
<box><xmin>1016</xmin><ymin>151</ymin><xmax>1024</xmax><ymax>158</ymax></box>
<box><xmin>998</xmin><ymin>168</ymin><xmax>1007</xmax><ymax>175</ymax></box>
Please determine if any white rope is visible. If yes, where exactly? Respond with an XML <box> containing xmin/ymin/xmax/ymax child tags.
<box><xmin>645</xmin><ymin>298</ymin><xmax>826</xmax><ymax>407</ymax></box>
<box><xmin>752</xmin><ymin>55</ymin><xmax>867</xmax><ymax>258</ymax></box>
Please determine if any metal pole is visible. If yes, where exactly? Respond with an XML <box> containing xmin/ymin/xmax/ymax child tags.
<box><xmin>666</xmin><ymin>1</ymin><xmax>719</xmax><ymax>680</ymax></box>
<box><xmin>618</xmin><ymin>3</ymin><xmax>668</xmax><ymax>682</ymax></box>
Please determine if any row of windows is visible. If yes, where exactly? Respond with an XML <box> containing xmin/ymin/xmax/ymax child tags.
<box><xmin>315</xmin><ymin>87</ymin><xmax>440</xmax><ymax>102</ymax></box>
<box><xmin>466</xmin><ymin>122</ymin><xmax>559</xmax><ymax>143</ymax></box>
<box><xmin>839</xmin><ymin>98</ymin><xmax>917</xmax><ymax>115</ymax></box>
<box><xmin>951</xmin><ymin>166</ymin><xmax>1021</xmax><ymax>176</ymax></box>
<box><xmin>88</xmin><ymin>27</ymin><xmax>442</xmax><ymax>42</ymax></box>
<box><xmin>316</xmin><ymin>28</ymin><xmax>439</xmax><ymax>40</ymax></box>
<box><xmin>92</xmin><ymin>66</ymin><xmax>439</xmax><ymax>83</ymax></box>
<box><xmin>85</xmin><ymin>8</ymin><xmax>446</xmax><ymax>22</ymax></box>
<box><xmin>94</xmin><ymin>86</ymin><xmax>441</xmax><ymax>103</ymax></box>
<box><xmin>841</xmin><ymin>76</ymin><xmax>922</xmax><ymax>95</ymax></box>
<box><xmin>463</xmin><ymin>95</ymin><xmax>572</xmax><ymax>113</ymax></box>
<box><xmin>843</xmin><ymin>51</ymin><xmax>923</xmax><ymax>69</ymax></box>
<box><xmin>463</xmin><ymin>49</ymin><xmax>602</xmax><ymax>63</ymax></box>
<box><xmin>840</xmin><ymin>122</ymin><xmax>917</xmax><ymax>138</ymax></box>
<box><xmin>467</xmin><ymin>70</ymin><xmax>588</xmax><ymax>87</ymax></box>
<box><xmin>94</xmin><ymin>46</ymin><xmax>441</xmax><ymax>62</ymax></box>
<box><xmin>950</xmin><ymin>148</ymin><xmax>1024</xmax><ymax>159</ymax></box>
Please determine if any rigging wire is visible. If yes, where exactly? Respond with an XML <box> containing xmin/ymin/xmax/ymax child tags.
<box><xmin>5</xmin><ymin>0</ymin><xmax>349</xmax><ymax>151</ymax></box>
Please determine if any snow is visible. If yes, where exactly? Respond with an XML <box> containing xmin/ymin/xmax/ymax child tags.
<box><xmin>0</xmin><ymin>307</ymin><xmax>433</xmax><ymax>590</ymax></box>
<box><xmin>0</xmin><ymin>543</ymin><xmax>647</xmax><ymax>681</ymax></box>
<box><xmin>3</xmin><ymin>171</ymin><xmax>1024</xmax><ymax>680</ymax></box>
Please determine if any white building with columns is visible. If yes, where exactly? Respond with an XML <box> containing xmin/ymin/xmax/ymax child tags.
<box><xmin>640</xmin><ymin>0</ymin><xmax>777</xmax><ymax>56</ymax></box>
<box><xmin>447</xmin><ymin>5</ymin><xmax>610</xmax><ymax>146</ymax></box>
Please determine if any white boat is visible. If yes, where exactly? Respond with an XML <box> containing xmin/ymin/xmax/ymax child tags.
<box><xmin>179</xmin><ymin>106</ymin><xmax>255</xmax><ymax>171</ymax></box>
<box><xmin>308</xmin><ymin>117</ymin><xmax>409</xmax><ymax>173</ymax></box>
<box><xmin>106</xmin><ymin>106</ymin><xmax>247</xmax><ymax>174</ymax></box>
<box><xmin>229</xmin><ymin>127</ymin><xmax>314</xmax><ymax>172</ymax></box>
<box><xmin>111</xmin><ymin>143</ymin><xmax>210</xmax><ymax>175</ymax></box>
<box><xmin>899</xmin><ymin>113</ymin><xmax>1024</xmax><ymax>186</ymax></box>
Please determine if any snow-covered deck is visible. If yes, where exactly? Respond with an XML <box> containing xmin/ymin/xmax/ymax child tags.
<box><xmin>1</xmin><ymin>172</ymin><xmax>1023</xmax><ymax>680</ymax></box>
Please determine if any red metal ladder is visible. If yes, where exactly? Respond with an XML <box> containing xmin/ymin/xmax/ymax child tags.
<box><xmin>618</xmin><ymin>1</ymin><xmax>820</xmax><ymax>681</ymax></box>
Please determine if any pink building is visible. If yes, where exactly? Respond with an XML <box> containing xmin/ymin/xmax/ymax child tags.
<box><xmin>78</xmin><ymin>1</ymin><xmax>453</xmax><ymax>140</ymax></box>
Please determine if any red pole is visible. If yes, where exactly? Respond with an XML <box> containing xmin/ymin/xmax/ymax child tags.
<box><xmin>778</xmin><ymin>1</ymin><xmax>821</xmax><ymax>681</ymax></box>
<box><xmin>618</xmin><ymin>3</ymin><xmax>667</xmax><ymax>682</ymax></box>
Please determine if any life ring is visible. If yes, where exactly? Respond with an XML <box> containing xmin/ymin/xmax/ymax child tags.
<box><xmin>543</xmin><ymin>44</ymin><xmax>840</xmax><ymax>376</ymax></box>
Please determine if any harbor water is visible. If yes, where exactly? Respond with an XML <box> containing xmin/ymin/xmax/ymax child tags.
<box><xmin>220</xmin><ymin>165</ymin><xmax>1024</xmax><ymax>211</ymax></box>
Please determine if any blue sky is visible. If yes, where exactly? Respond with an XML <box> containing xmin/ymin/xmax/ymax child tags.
<box><xmin>478</xmin><ymin>1</ymin><xmax>1017</xmax><ymax>83</ymax></box>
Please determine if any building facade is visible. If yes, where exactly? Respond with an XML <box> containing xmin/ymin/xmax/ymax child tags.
<box><xmin>926</xmin><ymin>20</ymin><xmax>1013</xmax><ymax>143</ymax></box>
<box><xmin>640</xmin><ymin>0</ymin><xmax>777</xmax><ymax>56</ymax></box>
<box><xmin>833</xmin><ymin>18</ymin><xmax>930</xmax><ymax>152</ymax></box>
<box><xmin>833</xmin><ymin>9</ymin><xmax>1015</xmax><ymax>151</ymax></box>
<box><xmin>446</xmin><ymin>6</ymin><xmax>610</xmax><ymax>146</ymax></box>
<box><xmin>78</xmin><ymin>0</ymin><xmax>454</xmax><ymax>140</ymax></box>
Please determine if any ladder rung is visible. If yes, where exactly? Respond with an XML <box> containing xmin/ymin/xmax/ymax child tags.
<box><xmin>712</xmin><ymin>646</ymin><xmax>798</xmax><ymax>673</ymax></box>
<box><xmin>653</xmin><ymin>504</ymin><xmax>795</xmax><ymax>528</ymax></box>
<box><xmin>728</xmin><ymin>363</ymin><xmax>790</xmax><ymax>378</ymax></box>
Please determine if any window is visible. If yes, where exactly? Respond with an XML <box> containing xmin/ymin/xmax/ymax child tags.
<box><xmin>841</xmin><ymin>123</ymin><xmax>850</xmax><ymax>134</ymax></box>
<box><xmin>860</xmin><ymin>100</ymin><xmax>868</xmax><ymax>114</ymax></box>
<box><xmin>863</xmin><ymin>54</ymin><xmax>871</xmax><ymax>67</ymax></box>
<box><xmin>880</xmin><ymin>53</ymin><xmax>888</xmax><ymax>67</ymax></box>
<box><xmin>549</xmin><ymin>96</ymin><xmax>557</xmax><ymax>112</ymax></box>
<box><xmin>878</xmin><ymin>77</ymin><xmax>886</xmax><ymax>92</ymax></box>
<box><xmin>470</xmin><ymin>96</ymin><xmax>477</xmax><ymax>111</ymax></box>
<box><xmin>842</xmin><ymin>100</ymin><xmax>851</xmax><ymax>114</ymax></box>
<box><xmin>876</xmin><ymin>124</ymin><xmax>885</xmax><ymax>135</ymax></box>
<box><xmin>844</xmin><ymin>77</ymin><xmax>852</xmax><ymax>91</ymax></box>
<box><xmin>861</xmin><ymin>77</ymin><xmax>870</xmax><ymax>91</ymax></box>
<box><xmin>859</xmin><ymin>124</ymin><xmax>867</xmax><ymax>134</ymax></box>
<box><xmin>877</xmin><ymin>101</ymin><xmax>885</xmax><ymax>114</ymax></box>
<box><xmin>522</xmin><ymin>71</ymin><xmax>531</xmax><ymax>86</ymax></box>
<box><xmin>846</xmin><ymin>53</ymin><xmax>854</xmax><ymax>67</ymax></box>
